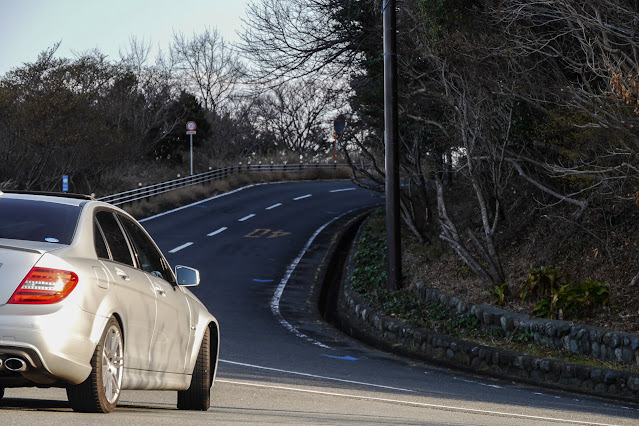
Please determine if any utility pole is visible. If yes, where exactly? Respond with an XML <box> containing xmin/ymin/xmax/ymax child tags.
<box><xmin>383</xmin><ymin>0</ymin><xmax>401</xmax><ymax>290</ymax></box>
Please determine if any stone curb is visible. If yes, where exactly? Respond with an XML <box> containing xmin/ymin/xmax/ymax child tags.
<box><xmin>330</xmin><ymin>215</ymin><xmax>639</xmax><ymax>402</ymax></box>
<box><xmin>416</xmin><ymin>286</ymin><xmax>639</xmax><ymax>367</ymax></box>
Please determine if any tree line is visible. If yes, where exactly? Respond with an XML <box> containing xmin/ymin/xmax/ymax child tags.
<box><xmin>0</xmin><ymin>29</ymin><xmax>340</xmax><ymax>194</ymax></box>
<box><xmin>240</xmin><ymin>0</ymin><xmax>639</xmax><ymax>288</ymax></box>
<box><xmin>2</xmin><ymin>1</ymin><xmax>639</xmax><ymax>288</ymax></box>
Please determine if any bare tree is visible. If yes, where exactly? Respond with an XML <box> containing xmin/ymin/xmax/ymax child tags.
<box><xmin>239</xmin><ymin>0</ymin><xmax>372</xmax><ymax>83</ymax></box>
<box><xmin>252</xmin><ymin>80</ymin><xmax>339</xmax><ymax>154</ymax></box>
<box><xmin>117</xmin><ymin>36</ymin><xmax>184</xmax><ymax>158</ymax></box>
<box><xmin>491</xmin><ymin>0</ymin><xmax>639</xmax><ymax>202</ymax></box>
<box><xmin>171</xmin><ymin>28</ymin><xmax>244</xmax><ymax>112</ymax></box>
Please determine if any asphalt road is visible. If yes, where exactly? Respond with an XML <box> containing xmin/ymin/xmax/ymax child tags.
<box><xmin>2</xmin><ymin>180</ymin><xmax>639</xmax><ymax>425</ymax></box>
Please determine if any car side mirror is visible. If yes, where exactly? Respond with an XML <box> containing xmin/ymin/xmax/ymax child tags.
<box><xmin>175</xmin><ymin>265</ymin><xmax>200</xmax><ymax>287</ymax></box>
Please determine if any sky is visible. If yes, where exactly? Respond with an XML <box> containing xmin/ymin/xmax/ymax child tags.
<box><xmin>0</xmin><ymin>0</ymin><xmax>251</xmax><ymax>76</ymax></box>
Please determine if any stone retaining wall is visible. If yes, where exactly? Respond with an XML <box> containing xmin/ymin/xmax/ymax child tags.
<box><xmin>336</xmin><ymin>218</ymin><xmax>639</xmax><ymax>401</ymax></box>
<box><xmin>341</xmin><ymin>289</ymin><xmax>639</xmax><ymax>399</ymax></box>
<box><xmin>416</xmin><ymin>286</ymin><xmax>639</xmax><ymax>367</ymax></box>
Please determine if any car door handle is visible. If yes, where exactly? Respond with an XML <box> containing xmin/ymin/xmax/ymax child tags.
<box><xmin>115</xmin><ymin>269</ymin><xmax>130</xmax><ymax>281</ymax></box>
<box><xmin>154</xmin><ymin>286</ymin><xmax>166</xmax><ymax>296</ymax></box>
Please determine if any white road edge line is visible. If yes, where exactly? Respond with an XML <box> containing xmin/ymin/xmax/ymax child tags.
<box><xmin>219</xmin><ymin>359</ymin><xmax>414</xmax><ymax>393</ymax></box>
<box><xmin>139</xmin><ymin>184</ymin><xmax>262</xmax><ymax>222</ymax></box>
<box><xmin>207</xmin><ymin>227</ymin><xmax>228</xmax><ymax>237</ymax></box>
<box><xmin>169</xmin><ymin>242</ymin><xmax>193</xmax><ymax>253</ymax></box>
<box><xmin>266</xmin><ymin>203</ymin><xmax>282</xmax><ymax>210</ymax></box>
<box><xmin>215</xmin><ymin>379</ymin><xmax>619</xmax><ymax>426</ymax></box>
<box><xmin>330</xmin><ymin>188</ymin><xmax>356</xmax><ymax>193</ymax></box>
<box><xmin>238</xmin><ymin>214</ymin><xmax>256</xmax><ymax>222</ymax></box>
<box><xmin>293</xmin><ymin>194</ymin><xmax>312</xmax><ymax>200</ymax></box>
<box><xmin>271</xmin><ymin>209</ymin><xmax>358</xmax><ymax>350</ymax></box>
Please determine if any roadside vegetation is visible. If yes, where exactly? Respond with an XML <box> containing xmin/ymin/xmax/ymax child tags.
<box><xmin>239</xmin><ymin>0</ymin><xmax>639</xmax><ymax>340</ymax></box>
<box><xmin>352</xmin><ymin>209</ymin><xmax>636</xmax><ymax>372</ymax></box>
<box><xmin>3</xmin><ymin>1</ymin><xmax>639</xmax><ymax>350</ymax></box>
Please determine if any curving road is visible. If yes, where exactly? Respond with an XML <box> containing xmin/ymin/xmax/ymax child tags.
<box><xmin>2</xmin><ymin>181</ymin><xmax>638</xmax><ymax>425</ymax></box>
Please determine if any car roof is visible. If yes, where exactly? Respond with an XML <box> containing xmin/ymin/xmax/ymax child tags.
<box><xmin>0</xmin><ymin>190</ymin><xmax>94</xmax><ymax>207</ymax></box>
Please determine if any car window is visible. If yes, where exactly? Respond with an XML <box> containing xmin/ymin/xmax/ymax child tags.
<box><xmin>119</xmin><ymin>215</ymin><xmax>174</xmax><ymax>283</ymax></box>
<box><xmin>95</xmin><ymin>211</ymin><xmax>135</xmax><ymax>267</ymax></box>
<box><xmin>0</xmin><ymin>198</ymin><xmax>80</xmax><ymax>245</ymax></box>
<box><xmin>94</xmin><ymin>220</ymin><xmax>110</xmax><ymax>259</ymax></box>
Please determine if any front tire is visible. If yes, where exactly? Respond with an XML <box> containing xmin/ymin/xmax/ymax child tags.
<box><xmin>177</xmin><ymin>326</ymin><xmax>211</xmax><ymax>410</ymax></box>
<box><xmin>67</xmin><ymin>316</ymin><xmax>124</xmax><ymax>413</ymax></box>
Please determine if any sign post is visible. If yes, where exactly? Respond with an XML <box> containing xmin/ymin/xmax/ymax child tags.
<box><xmin>62</xmin><ymin>175</ymin><xmax>69</xmax><ymax>193</ymax></box>
<box><xmin>333</xmin><ymin>114</ymin><xmax>347</xmax><ymax>163</ymax></box>
<box><xmin>186</xmin><ymin>121</ymin><xmax>197</xmax><ymax>175</ymax></box>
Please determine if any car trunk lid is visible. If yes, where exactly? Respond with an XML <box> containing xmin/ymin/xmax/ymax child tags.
<box><xmin>0</xmin><ymin>242</ymin><xmax>47</xmax><ymax>305</ymax></box>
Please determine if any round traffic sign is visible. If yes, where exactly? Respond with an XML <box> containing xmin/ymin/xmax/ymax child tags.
<box><xmin>186</xmin><ymin>121</ymin><xmax>197</xmax><ymax>131</ymax></box>
<box><xmin>334</xmin><ymin>114</ymin><xmax>347</xmax><ymax>136</ymax></box>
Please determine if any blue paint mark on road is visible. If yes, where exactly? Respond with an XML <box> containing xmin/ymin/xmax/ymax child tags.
<box><xmin>321</xmin><ymin>354</ymin><xmax>358</xmax><ymax>361</ymax></box>
<box><xmin>253</xmin><ymin>279</ymin><xmax>275</xmax><ymax>283</ymax></box>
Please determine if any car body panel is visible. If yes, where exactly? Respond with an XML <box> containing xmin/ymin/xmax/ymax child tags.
<box><xmin>106</xmin><ymin>260</ymin><xmax>157</xmax><ymax>370</ymax></box>
<box><xmin>0</xmin><ymin>243</ymin><xmax>45</xmax><ymax>304</ymax></box>
<box><xmin>146</xmin><ymin>274</ymin><xmax>191</xmax><ymax>374</ymax></box>
<box><xmin>0</xmin><ymin>303</ymin><xmax>102</xmax><ymax>384</ymax></box>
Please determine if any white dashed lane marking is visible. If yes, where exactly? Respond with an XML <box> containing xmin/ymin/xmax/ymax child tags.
<box><xmin>171</xmin><ymin>189</ymin><xmax>356</xmax><ymax>267</ymax></box>
<box><xmin>207</xmin><ymin>227</ymin><xmax>228</xmax><ymax>236</ymax></box>
<box><xmin>330</xmin><ymin>188</ymin><xmax>356</xmax><ymax>193</ymax></box>
<box><xmin>169</xmin><ymin>242</ymin><xmax>193</xmax><ymax>253</ymax></box>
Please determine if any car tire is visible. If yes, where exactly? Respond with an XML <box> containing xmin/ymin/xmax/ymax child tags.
<box><xmin>67</xmin><ymin>316</ymin><xmax>124</xmax><ymax>413</ymax></box>
<box><xmin>177</xmin><ymin>326</ymin><xmax>211</xmax><ymax>410</ymax></box>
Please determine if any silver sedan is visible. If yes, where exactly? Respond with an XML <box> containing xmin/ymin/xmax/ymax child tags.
<box><xmin>0</xmin><ymin>191</ymin><xmax>219</xmax><ymax>413</ymax></box>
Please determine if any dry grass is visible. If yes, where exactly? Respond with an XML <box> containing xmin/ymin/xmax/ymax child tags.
<box><xmin>121</xmin><ymin>166</ymin><xmax>353</xmax><ymax>219</ymax></box>
<box><xmin>402</xmin><ymin>184</ymin><xmax>639</xmax><ymax>336</ymax></box>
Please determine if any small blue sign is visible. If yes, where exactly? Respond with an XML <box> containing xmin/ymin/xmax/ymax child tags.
<box><xmin>62</xmin><ymin>175</ymin><xmax>69</xmax><ymax>193</ymax></box>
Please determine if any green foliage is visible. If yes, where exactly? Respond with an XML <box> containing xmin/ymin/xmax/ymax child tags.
<box><xmin>521</xmin><ymin>266</ymin><xmax>560</xmax><ymax>302</ymax></box>
<box><xmin>522</xmin><ymin>266</ymin><xmax>610</xmax><ymax>320</ymax></box>
<box><xmin>488</xmin><ymin>283</ymin><xmax>509</xmax><ymax>307</ymax></box>
<box><xmin>533</xmin><ymin>280</ymin><xmax>611</xmax><ymax>320</ymax></box>
<box><xmin>350</xmin><ymin>218</ymin><xmax>388</xmax><ymax>295</ymax></box>
<box><xmin>512</xmin><ymin>332</ymin><xmax>534</xmax><ymax>343</ymax></box>
<box><xmin>486</xmin><ymin>327</ymin><xmax>506</xmax><ymax>338</ymax></box>
<box><xmin>375</xmin><ymin>291</ymin><xmax>428</xmax><ymax>324</ymax></box>
<box><xmin>417</xmin><ymin>0</ymin><xmax>477</xmax><ymax>36</ymax></box>
<box><xmin>534</xmin><ymin>110</ymin><xmax>596</xmax><ymax>157</ymax></box>
<box><xmin>445</xmin><ymin>312</ymin><xmax>479</xmax><ymax>334</ymax></box>
<box><xmin>153</xmin><ymin>91</ymin><xmax>211</xmax><ymax>164</ymax></box>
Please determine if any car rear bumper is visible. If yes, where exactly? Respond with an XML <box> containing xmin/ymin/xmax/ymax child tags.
<box><xmin>0</xmin><ymin>304</ymin><xmax>102</xmax><ymax>386</ymax></box>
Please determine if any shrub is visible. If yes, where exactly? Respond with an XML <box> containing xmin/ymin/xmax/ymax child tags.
<box><xmin>533</xmin><ymin>279</ymin><xmax>611</xmax><ymax>320</ymax></box>
<box><xmin>521</xmin><ymin>266</ymin><xmax>560</xmax><ymax>302</ymax></box>
<box><xmin>521</xmin><ymin>266</ymin><xmax>611</xmax><ymax>320</ymax></box>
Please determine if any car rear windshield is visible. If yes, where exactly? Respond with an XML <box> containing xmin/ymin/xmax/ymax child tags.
<box><xmin>0</xmin><ymin>198</ymin><xmax>81</xmax><ymax>245</ymax></box>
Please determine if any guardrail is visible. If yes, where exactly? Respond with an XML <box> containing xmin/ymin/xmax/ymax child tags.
<box><xmin>98</xmin><ymin>163</ymin><xmax>345</xmax><ymax>206</ymax></box>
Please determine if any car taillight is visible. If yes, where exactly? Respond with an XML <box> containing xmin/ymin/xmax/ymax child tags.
<box><xmin>8</xmin><ymin>267</ymin><xmax>79</xmax><ymax>304</ymax></box>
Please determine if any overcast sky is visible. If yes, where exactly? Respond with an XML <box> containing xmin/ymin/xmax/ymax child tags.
<box><xmin>0</xmin><ymin>0</ymin><xmax>250</xmax><ymax>76</ymax></box>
